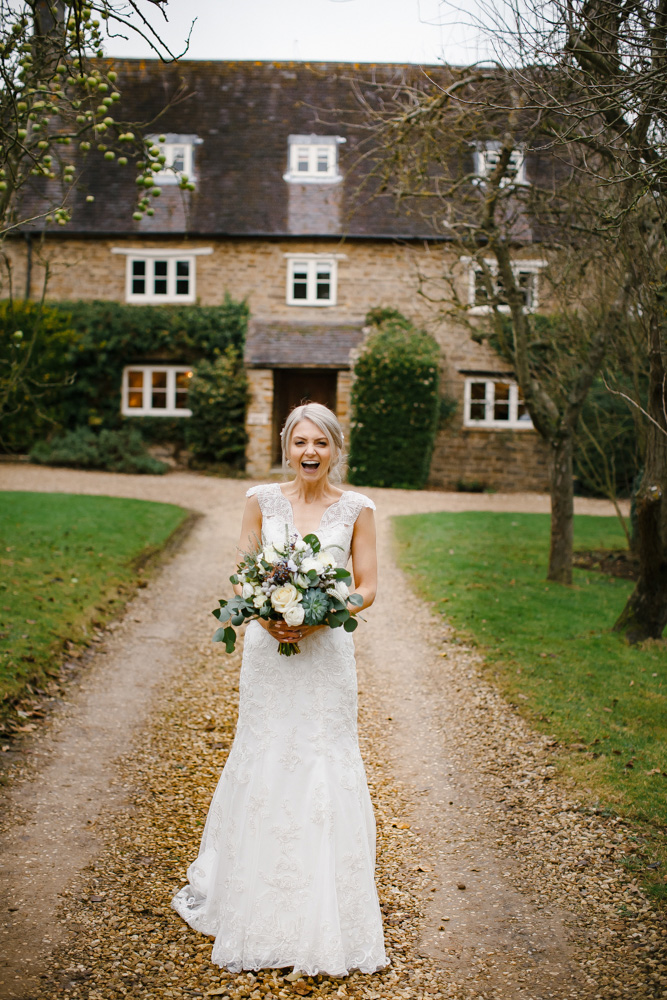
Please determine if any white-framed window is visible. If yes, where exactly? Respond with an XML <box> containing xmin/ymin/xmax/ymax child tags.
<box><xmin>111</xmin><ymin>247</ymin><xmax>212</xmax><ymax>304</ymax></box>
<box><xmin>474</xmin><ymin>142</ymin><xmax>528</xmax><ymax>187</ymax></box>
<box><xmin>462</xmin><ymin>257</ymin><xmax>546</xmax><ymax>314</ymax></box>
<box><xmin>286</xmin><ymin>256</ymin><xmax>338</xmax><ymax>306</ymax></box>
<box><xmin>463</xmin><ymin>376</ymin><xmax>533</xmax><ymax>429</ymax></box>
<box><xmin>284</xmin><ymin>134</ymin><xmax>345</xmax><ymax>183</ymax></box>
<box><xmin>122</xmin><ymin>365</ymin><xmax>193</xmax><ymax>417</ymax></box>
<box><xmin>126</xmin><ymin>255</ymin><xmax>194</xmax><ymax>303</ymax></box>
<box><xmin>147</xmin><ymin>134</ymin><xmax>199</xmax><ymax>184</ymax></box>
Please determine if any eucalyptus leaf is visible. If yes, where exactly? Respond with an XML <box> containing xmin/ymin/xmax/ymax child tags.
<box><xmin>348</xmin><ymin>593</ymin><xmax>364</xmax><ymax>607</ymax></box>
<box><xmin>303</xmin><ymin>533</ymin><xmax>321</xmax><ymax>553</ymax></box>
<box><xmin>343</xmin><ymin>617</ymin><xmax>358</xmax><ymax>633</ymax></box>
<box><xmin>333</xmin><ymin>567</ymin><xmax>352</xmax><ymax>581</ymax></box>
<box><xmin>212</xmin><ymin>626</ymin><xmax>228</xmax><ymax>643</ymax></box>
<box><xmin>231</xmin><ymin>613</ymin><xmax>245</xmax><ymax>626</ymax></box>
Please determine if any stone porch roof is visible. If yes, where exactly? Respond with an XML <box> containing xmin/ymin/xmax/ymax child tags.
<box><xmin>245</xmin><ymin>321</ymin><xmax>364</xmax><ymax>369</ymax></box>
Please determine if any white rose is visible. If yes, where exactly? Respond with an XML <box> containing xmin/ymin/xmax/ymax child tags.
<box><xmin>300</xmin><ymin>555</ymin><xmax>324</xmax><ymax>575</ymax></box>
<box><xmin>271</xmin><ymin>582</ymin><xmax>301</xmax><ymax>613</ymax></box>
<box><xmin>253</xmin><ymin>592</ymin><xmax>267</xmax><ymax>609</ymax></box>
<box><xmin>283</xmin><ymin>604</ymin><xmax>305</xmax><ymax>626</ymax></box>
<box><xmin>327</xmin><ymin>580</ymin><xmax>349</xmax><ymax>602</ymax></box>
<box><xmin>319</xmin><ymin>550</ymin><xmax>336</xmax><ymax>569</ymax></box>
<box><xmin>294</xmin><ymin>538</ymin><xmax>307</xmax><ymax>552</ymax></box>
<box><xmin>242</xmin><ymin>582</ymin><xmax>254</xmax><ymax>600</ymax></box>
<box><xmin>295</xmin><ymin>573</ymin><xmax>311</xmax><ymax>589</ymax></box>
<box><xmin>262</xmin><ymin>544</ymin><xmax>281</xmax><ymax>564</ymax></box>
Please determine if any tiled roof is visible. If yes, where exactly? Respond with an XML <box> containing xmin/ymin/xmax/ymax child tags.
<box><xmin>245</xmin><ymin>320</ymin><xmax>364</xmax><ymax>368</ymax></box>
<box><xmin>18</xmin><ymin>60</ymin><xmax>461</xmax><ymax>240</ymax></box>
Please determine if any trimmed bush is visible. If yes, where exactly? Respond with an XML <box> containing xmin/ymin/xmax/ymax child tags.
<box><xmin>348</xmin><ymin>311</ymin><xmax>440</xmax><ymax>489</ymax></box>
<box><xmin>30</xmin><ymin>426</ymin><xmax>168</xmax><ymax>475</ymax></box>
<box><xmin>186</xmin><ymin>348</ymin><xmax>249</xmax><ymax>468</ymax></box>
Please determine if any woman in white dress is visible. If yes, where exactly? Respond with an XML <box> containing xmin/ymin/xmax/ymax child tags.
<box><xmin>172</xmin><ymin>403</ymin><xmax>387</xmax><ymax>978</ymax></box>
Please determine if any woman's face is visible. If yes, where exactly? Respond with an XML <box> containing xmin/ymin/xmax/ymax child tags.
<box><xmin>288</xmin><ymin>419</ymin><xmax>333</xmax><ymax>483</ymax></box>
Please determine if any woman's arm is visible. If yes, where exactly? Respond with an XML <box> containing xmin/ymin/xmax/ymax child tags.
<box><xmin>232</xmin><ymin>496</ymin><xmax>262</xmax><ymax>597</ymax></box>
<box><xmin>349</xmin><ymin>506</ymin><xmax>377</xmax><ymax>613</ymax></box>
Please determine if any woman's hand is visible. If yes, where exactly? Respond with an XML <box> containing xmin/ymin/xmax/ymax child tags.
<box><xmin>262</xmin><ymin>619</ymin><xmax>324</xmax><ymax>644</ymax></box>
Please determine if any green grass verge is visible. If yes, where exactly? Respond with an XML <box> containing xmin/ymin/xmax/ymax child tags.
<box><xmin>0</xmin><ymin>492</ymin><xmax>188</xmax><ymax>720</ymax></box>
<box><xmin>394</xmin><ymin>511</ymin><xmax>667</xmax><ymax>904</ymax></box>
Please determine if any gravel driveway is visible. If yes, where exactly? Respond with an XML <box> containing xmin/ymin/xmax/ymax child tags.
<box><xmin>0</xmin><ymin>466</ymin><xmax>661</xmax><ymax>1000</ymax></box>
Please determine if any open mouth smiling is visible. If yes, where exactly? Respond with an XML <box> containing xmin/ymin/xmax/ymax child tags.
<box><xmin>301</xmin><ymin>460</ymin><xmax>320</xmax><ymax>470</ymax></box>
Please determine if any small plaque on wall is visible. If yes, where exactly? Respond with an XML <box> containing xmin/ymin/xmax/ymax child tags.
<box><xmin>247</xmin><ymin>412</ymin><xmax>270</xmax><ymax>425</ymax></box>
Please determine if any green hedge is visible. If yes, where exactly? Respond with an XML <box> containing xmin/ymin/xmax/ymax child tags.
<box><xmin>186</xmin><ymin>348</ymin><xmax>249</xmax><ymax>468</ymax></box>
<box><xmin>0</xmin><ymin>296</ymin><xmax>248</xmax><ymax>454</ymax></box>
<box><xmin>348</xmin><ymin>310</ymin><xmax>440</xmax><ymax>489</ymax></box>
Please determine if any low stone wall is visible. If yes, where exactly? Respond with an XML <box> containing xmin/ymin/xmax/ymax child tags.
<box><xmin>429</xmin><ymin>427</ymin><xmax>550</xmax><ymax>493</ymax></box>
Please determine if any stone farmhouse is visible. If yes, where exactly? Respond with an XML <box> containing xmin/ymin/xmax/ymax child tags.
<box><xmin>9</xmin><ymin>60</ymin><xmax>550</xmax><ymax>489</ymax></box>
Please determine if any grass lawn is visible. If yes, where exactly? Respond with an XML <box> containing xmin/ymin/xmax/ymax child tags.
<box><xmin>0</xmin><ymin>492</ymin><xmax>188</xmax><ymax>723</ymax></box>
<box><xmin>394</xmin><ymin>511</ymin><xmax>667</xmax><ymax>902</ymax></box>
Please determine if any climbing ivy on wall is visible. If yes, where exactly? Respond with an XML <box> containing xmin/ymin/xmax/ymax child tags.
<box><xmin>0</xmin><ymin>295</ymin><xmax>248</xmax><ymax>453</ymax></box>
<box><xmin>348</xmin><ymin>309</ymin><xmax>441</xmax><ymax>489</ymax></box>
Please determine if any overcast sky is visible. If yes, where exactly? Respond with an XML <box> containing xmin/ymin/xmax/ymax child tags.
<box><xmin>106</xmin><ymin>0</ymin><xmax>495</xmax><ymax>66</ymax></box>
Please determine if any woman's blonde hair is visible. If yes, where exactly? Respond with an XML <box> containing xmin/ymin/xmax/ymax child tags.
<box><xmin>280</xmin><ymin>403</ymin><xmax>345</xmax><ymax>481</ymax></box>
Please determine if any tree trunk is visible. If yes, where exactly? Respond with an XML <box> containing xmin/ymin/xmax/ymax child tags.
<box><xmin>614</xmin><ymin>318</ymin><xmax>667</xmax><ymax>642</ymax></box>
<box><xmin>548</xmin><ymin>434</ymin><xmax>574</xmax><ymax>584</ymax></box>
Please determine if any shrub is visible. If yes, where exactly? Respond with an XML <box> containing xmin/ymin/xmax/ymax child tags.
<box><xmin>186</xmin><ymin>348</ymin><xmax>249</xmax><ymax>468</ymax></box>
<box><xmin>0</xmin><ymin>300</ymin><xmax>80</xmax><ymax>453</ymax></box>
<box><xmin>348</xmin><ymin>311</ymin><xmax>440</xmax><ymax>489</ymax></box>
<box><xmin>30</xmin><ymin>426</ymin><xmax>168</xmax><ymax>474</ymax></box>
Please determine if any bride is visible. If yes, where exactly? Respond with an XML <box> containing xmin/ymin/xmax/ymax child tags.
<box><xmin>172</xmin><ymin>402</ymin><xmax>388</xmax><ymax>978</ymax></box>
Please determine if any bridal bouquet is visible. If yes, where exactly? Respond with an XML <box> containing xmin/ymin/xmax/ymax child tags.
<box><xmin>212</xmin><ymin>529</ymin><xmax>363</xmax><ymax>656</ymax></box>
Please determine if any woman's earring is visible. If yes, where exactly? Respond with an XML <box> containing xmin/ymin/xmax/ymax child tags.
<box><xmin>286</xmin><ymin>459</ymin><xmax>291</xmax><ymax>467</ymax></box>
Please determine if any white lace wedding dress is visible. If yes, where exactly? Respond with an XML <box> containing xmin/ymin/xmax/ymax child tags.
<box><xmin>172</xmin><ymin>483</ymin><xmax>388</xmax><ymax>977</ymax></box>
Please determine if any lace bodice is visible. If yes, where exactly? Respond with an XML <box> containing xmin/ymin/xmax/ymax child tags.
<box><xmin>246</xmin><ymin>483</ymin><xmax>375</xmax><ymax>567</ymax></box>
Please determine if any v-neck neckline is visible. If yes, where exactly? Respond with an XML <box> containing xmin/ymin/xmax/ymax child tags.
<box><xmin>277</xmin><ymin>484</ymin><xmax>344</xmax><ymax>538</ymax></box>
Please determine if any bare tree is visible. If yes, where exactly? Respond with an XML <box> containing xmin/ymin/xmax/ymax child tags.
<box><xmin>349</xmin><ymin>67</ymin><xmax>611</xmax><ymax>583</ymax></box>
<box><xmin>433</xmin><ymin>0</ymin><xmax>667</xmax><ymax>639</ymax></box>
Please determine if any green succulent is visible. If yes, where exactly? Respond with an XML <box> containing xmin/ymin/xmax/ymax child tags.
<box><xmin>302</xmin><ymin>587</ymin><xmax>330</xmax><ymax>625</ymax></box>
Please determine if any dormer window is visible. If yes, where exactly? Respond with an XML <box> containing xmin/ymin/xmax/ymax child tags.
<box><xmin>284</xmin><ymin>135</ymin><xmax>344</xmax><ymax>184</ymax></box>
<box><xmin>474</xmin><ymin>142</ymin><xmax>527</xmax><ymax>186</ymax></box>
<box><xmin>147</xmin><ymin>134</ymin><xmax>199</xmax><ymax>184</ymax></box>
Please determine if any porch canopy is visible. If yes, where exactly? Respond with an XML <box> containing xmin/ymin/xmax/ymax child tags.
<box><xmin>244</xmin><ymin>321</ymin><xmax>365</xmax><ymax>369</ymax></box>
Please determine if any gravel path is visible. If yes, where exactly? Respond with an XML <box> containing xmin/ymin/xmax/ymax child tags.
<box><xmin>1</xmin><ymin>466</ymin><xmax>663</xmax><ymax>1000</ymax></box>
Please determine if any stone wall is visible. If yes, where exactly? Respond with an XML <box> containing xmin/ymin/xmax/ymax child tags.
<box><xmin>430</xmin><ymin>425</ymin><xmax>550</xmax><ymax>493</ymax></box>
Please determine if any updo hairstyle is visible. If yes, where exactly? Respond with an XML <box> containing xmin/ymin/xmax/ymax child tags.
<box><xmin>280</xmin><ymin>403</ymin><xmax>345</xmax><ymax>482</ymax></box>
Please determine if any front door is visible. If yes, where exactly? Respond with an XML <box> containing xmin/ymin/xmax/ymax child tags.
<box><xmin>272</xmin><ymin>368</ymin><xmax>338</xmax><ymax>465</ymax></box>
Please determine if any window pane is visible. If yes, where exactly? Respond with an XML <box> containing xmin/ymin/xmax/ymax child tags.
<box><xmin>296</xmin><ymin>148</ymin><xmax>310</xmax><ymax>171</ymax></box>
<box><xmin>316</xmin><ymin>148</ymin><xmax>330</xmax><ymax>172</ymax></box>
<box><xmin>292</xmin><ymin>267</ymin><xmax>308</xmax><ymax>299</ymax></box>
<box><xmin>175</xmin><ymin>370</ymin><xmax>192</xmax><ymax>410</ymax></box>
<box><xmin>469</xmin><ymin>382</ymin><xmax>487</xmax><ymax>420</ymax></box>
<box><xmin>175</xmin><ymin>260</ymin><xmax>190</xmax><ymax>296</ymax></box>
<box><xmin>316</xmin><ymin>266</ymin><xmax>331</xmax><ymax>300</ymax></box>
<box><xmin>151</xmin><ymin>370</ymin><xmax>167</xmax><ymax>409</ymax></box>
<box><xmin>493</xmin><ymin>382</ymin><xmax>510</xmax><ymax>421</ymax></box>
<box><xmin>131</xmin><ymin>260</ymin><xmax>146</xmax><ymax>295</ymax></box>
<box><xmin>474</xmin><ymin>271</ymin><xmax>490</xmax><ymax>305</ymax></box>
<box><xmin>171</xmin><ymin>146</ymin><xmax>185</xmax><ymax>172</ymax></box>
<box><xmin>154</xmin><ymin>260</ymin><xmax>168</xmax><ymax>276</ymax></box>
<box><xmin>127</xmin><ymin>370</ymin><xmax>144</xmax><ymax>409</ymax></box>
